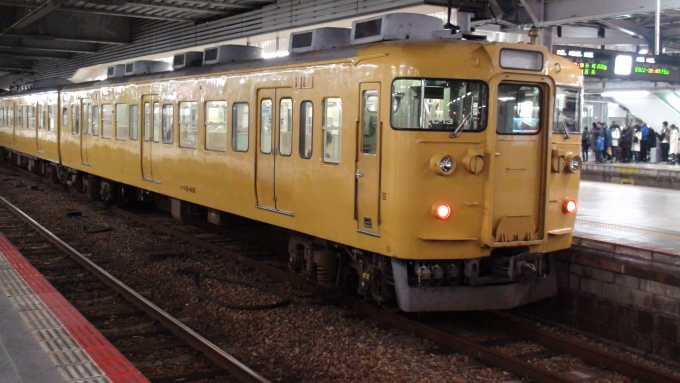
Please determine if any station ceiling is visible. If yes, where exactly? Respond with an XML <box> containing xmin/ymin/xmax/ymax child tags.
<box><xmin>0</xmin><ymin>0</ymin><xmax>678</xmax><ymax>88</ymax></box>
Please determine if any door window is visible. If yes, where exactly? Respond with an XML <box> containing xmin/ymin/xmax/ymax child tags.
<box><xmin>232</xmin><ymin>103</ymin><xmax>249</xmax><ymax>152</ymax></box>
<box><xmin>554</xmin><ymin>87</ymin><xmax>580</xmax><ymax>133</ymax></box>
<box><xmin>144</xmin><ymin>102</ymin><xmax>151</xmax><ymax>141</ymax></box>
<box><xmin>496</xmin><ymin>84</ymin><xmax>542</xmax><ymax>135</ymax></box>
<box><xmin>260</xmin><ymin>99</ymin><xmax>272</xmax><ymax>154</ymax></box>
<box><xmin>91</xmin><ymin>106</ymin><xmax>99</xmax><ymax>136</ymax></box>
<box><xmin>279</xmin><ymin>98</ymin><xmax>293</xmax><ymax>156</ymax></box>
<box><xmin>153</xmin><ymin>102</ymin><xmax>160</xmax><ymax>143</ymax></box>
<box><xmin>72</xmin><ymin>105</ymin><xmax>80</xmax><ymax>134</ymax></box>
<box><xmin>362</xmin><ymin>90</ymin><xmax>378</xmax><ymax>155</ymax></box>
<box><xmin>83</xmin><ymin>105</ymin><xmax>90</xmax><ymax>135</ymax></box>
<box><xmin>299</xmin><ymin>101</ymin><xmax>313</xmax><ymax>159</ymax></box>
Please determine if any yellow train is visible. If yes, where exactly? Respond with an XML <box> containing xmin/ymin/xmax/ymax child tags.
<box><xmin>0</xmin><ymin>14</ymin><xmax>583</xmax><ymax>311</ymax></box>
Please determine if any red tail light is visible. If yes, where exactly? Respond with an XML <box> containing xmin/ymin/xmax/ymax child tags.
<box><xmin>433</xmin><ymin>203</ymin><xmax>452</xmax><ymax>220</ymax></box>
<box><xmin>563</xmin><ymin>199</ymin><xmax>577</xmax><ymax>214</ymax></box>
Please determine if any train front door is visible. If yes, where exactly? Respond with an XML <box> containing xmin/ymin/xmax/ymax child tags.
<box><xmin>355</xmin><ymin>83</ymin><xmax>381</xmax><ymax>236</ymax></box>
<box><xmin>80</xmin><ymin>99</ymin><xmax>92</xmax><ymax>165</ymax></box>
<box><xmin>141</xmin><ymin>95</ymin><xmax>160</xmax><ymax>182</ymax></box>
<box><xmin>255</xmin><ymin>88</ymin><xmax>294</xmax><ymax>214</ymax></box>
<box><xmin>492</xmin><ymin>81</ymin><xmax>546</xmax><ymax>243</ymax></box>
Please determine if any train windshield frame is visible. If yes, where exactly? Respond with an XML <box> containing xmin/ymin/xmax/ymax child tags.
<box><xmin>390</xmin><ymin>78</ymin><xmax>488</xmax><ymax>132</ymax></box>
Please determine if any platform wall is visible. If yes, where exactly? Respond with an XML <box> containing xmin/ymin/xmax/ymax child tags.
<box><xmin>523</xmin><ymin>238</ymin><xmax>680</xmax><ymax>359</ymax></box>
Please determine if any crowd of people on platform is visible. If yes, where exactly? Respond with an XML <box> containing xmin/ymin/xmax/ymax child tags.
<box><xmin>580</xmin><ymin>121</ymin><xmax>680</xmax><ymax>165</ymax></box>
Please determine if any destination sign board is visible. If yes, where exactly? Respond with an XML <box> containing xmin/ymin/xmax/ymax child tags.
<box><xmin>553</xmin><ymin>45</ymin><xmax>680</xmax><ymax>83</ymax></box>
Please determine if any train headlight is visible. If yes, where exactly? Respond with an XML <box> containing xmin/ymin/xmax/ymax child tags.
<box><xmin>564</xmin><ymin>153</ymin><xmax>582</xmax><ymax>173</ymax></box>
<box><xmin>563</xmin><ymin>199</ymin><xmax>577</xmax><ymax>214</ymax></box>
<box><xmin>430</xmin><ymin>153</ymin><xmax>456</xmax><ymax>176</ymax></box>
<box><xmin>433</xmin><ymin>203</ymin><xmax>452</xmax><ymax>219</ymax></box>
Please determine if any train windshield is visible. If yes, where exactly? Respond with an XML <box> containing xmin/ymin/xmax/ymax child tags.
<box><xmin>391</xmin><ymin>78</ymin><xmax>488</xmax><ymax>131</ymax></box>
<box><xmin>554</xmin><ymin>87</ymin><xmax>581</xmax><ymax>133</ymax></box>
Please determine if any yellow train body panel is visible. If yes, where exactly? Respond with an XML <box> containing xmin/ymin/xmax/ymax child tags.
<box><xmin>0</xmin><ymin>37</ymin><xmax>583</xmax><ymax>311</ymax></box>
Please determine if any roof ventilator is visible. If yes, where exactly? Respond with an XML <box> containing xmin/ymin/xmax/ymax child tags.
<box><xmin>288</xmin><ymin>28</ymin><xmax>351</xmax><ymax>53</ymax></box>
<box><xmin>350</xmin><ymin>13</ymin><xmax>442</xmax><ymax>45</ymax></box>
<box><xmin>106</xmin><ymin>64</ymin><xmax>125</xmax><ymax>79</ymax></box>
<box><xmin>202</xmin><ymin>45</ymin><xmax>263</xmax><ymax>65</ymax></box>
<box><xmin>124</xmin><ymin>60</ymin><xmax>171</xmax><ymax>76</ymax></box>
<box><xmin>173</xmin><ymin>51</ymin><xmax>203</xmax><ymax>70</ymax></box>
<box><xmin>432</xmin><ymin>12</ymin><xmax>487</xmax><ymax>41</ymax></box>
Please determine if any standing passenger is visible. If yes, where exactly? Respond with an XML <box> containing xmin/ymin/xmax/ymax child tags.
<box><xmin>611</xmin><ymin>124</ymin><xmax>621</xmax><ymax>162</ymax></box>
<box><xmin>660</xmin><ymin>121</ymin><xmax>670</xmax><ymax>163</ymax></box>
<box><xmin>604</xmin><ymin>124</ymin><xmax>613</xmax><ymax>162</ymax></box>
<box><xmin>596</xmin><ymin>134</ymin><xmax>605</xmax><ymax>163</ymax></box>
<box><xmin>620</xmin><ymin>124</ymin><xmax>632</xmax><ymax>163</ymax></box>
<box><xmin>581</xmin><ymin>127</ymin><xmax>590</xmax><ymax>162</ymax></box>
<box><xmin>670</xmin><ymin>124</ymin><xmax>679</xmax><ymax>165</ymax></box>
<box><xmin>640</xmin><ymin>122</ymin><xmax>649</xmax><ymax>162</ymax></box>
<box><xmin>632</xmin><ymin>125</ymin><xmax>642</xmax><ymax>163</ymax></box>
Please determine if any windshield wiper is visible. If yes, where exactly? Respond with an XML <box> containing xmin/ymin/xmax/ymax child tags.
<box><xmin>562</xmin><ymin>120</ymin><xmax>572</xmax><ymax>140</ymax></box>
<box><xmin>451</xmin><ymin>112</ymin><xmax>472</xmax><ymax>137</ymax></box>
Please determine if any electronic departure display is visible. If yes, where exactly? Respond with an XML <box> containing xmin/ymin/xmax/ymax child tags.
<box><xmin>553</xmin><ymin>45</ymin><xmax>680</xmax><ymax>83</ymax></box>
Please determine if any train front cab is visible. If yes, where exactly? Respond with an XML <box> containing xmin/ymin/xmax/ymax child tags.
<box><xmin>383</xmin><ymin>44</ymin><xmax>582</xmax><ymax>312</ymax></box>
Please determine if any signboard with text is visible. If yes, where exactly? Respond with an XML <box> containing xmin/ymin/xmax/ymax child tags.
<box><xmin>553</xmin><ymin>45</ymin><xmax>680</xmax><ymax>83</ymax></box>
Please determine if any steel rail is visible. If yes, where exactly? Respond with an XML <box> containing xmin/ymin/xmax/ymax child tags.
<box><xmin>112</xmin><ymin>206</ymin><xmax>680</xmax><ymax>383</ymax></box>
<box><xmin>479</xmin><ymin>312</ymin><xmax>680</xmax><ymax>383</ymax></box>
<box><xmin>0</xmin><ymin>196</ymin><xmax>270</xmax><ymax>383</ymax></box>
<box><xmin>112</xmin><ymin>208</ymin><xmax>572</xmax><ymax>382</ymax></box>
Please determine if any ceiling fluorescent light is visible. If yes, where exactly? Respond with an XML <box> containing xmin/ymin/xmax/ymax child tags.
<box><xmin>601</xmin><ymin>91</ymin><xmax>649</xmax><ymax>97</ymax></box>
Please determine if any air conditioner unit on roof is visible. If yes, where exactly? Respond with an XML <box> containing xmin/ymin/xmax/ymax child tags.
<box><xmin>289</xmin><ymin>28</ymin><xmax>351</xmax><ymax>53</ymax></box>
<box><xmin>351</xmin><ymin>13</ymin><xmax>442</xmax><ymax>45</ymax></box>
<box><xmin>107</xmin><ymin>64</ymin><xmax>125</xmax><ymax>78</ymax></box>
<box><xmin>124</xmin><ymin>60</ymin><xmax>171</xmax><ymax>76</ymax></box>
<box><xmin>202</xmin><ymin>45</ymin><xmax>263</xmax><ymax>65</ymax></box>
<box><xmin>173</xmin><ymin>52</ymin><xmax>203</xmax><ymax>70</ymax></box>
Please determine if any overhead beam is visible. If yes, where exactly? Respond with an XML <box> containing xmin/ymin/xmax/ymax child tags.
<box><xmin>12</xmin><ymin>2</ymin><xmax>61</xmax><ymax>29</ymax></box>
<box><xmin>82</xmin><ymin>0</ymin><xmax>235</xmax><ymax>14</ymax></box>
<box><xmin>2</xmin><ymin>33</ymin><xmax>127</xmax><ymax>45</ymax></box>
<box><xmin>519</xmin><ymin>0</ymin><xmax>542</xmax><ymax>25</ymax></box>
<box><xmin>56</xmin><ymin>6</ymin><xmax>194</xmax><ymax>22</ymax></box>
<box><xmin>554</xmin><ymin>37</ymin><xmax>650</xmax><ymax>45</ymax></box>
<box><xmin>523</xmin><ymin>0</ymin><xmax>680</xmax><ymax>26</ymax></box>
<box><xmin>0</xmin><ymin>36</ymin><xmax>97</xmax><ymax>53</ymax></box>
<box><xmin>663</xmin><ymin>27</ymin><xmax>680</xmax><ymax>38</ymax></box>
<box><xmin>0</xmin><ymin>48</ymin><xmax>69</xmax><ymax>60</ymax></box>
<box><xmin>600</xmin><ymin>19</ymin><xmax>652</xmax><ymax>40</ymax></box>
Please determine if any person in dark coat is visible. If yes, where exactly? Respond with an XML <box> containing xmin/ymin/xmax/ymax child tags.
<box><xmin>620</xmin><ymin>124</ymin><xmax>633</xmax><ymax>163</ymax></box>
<box><xmin>581</xmin><ymin>127</ymin><xmax>590</xmax><ymax>162</ymax></box>
<box><xmin>640</xmin><ymin>122</ymin><xmax>649</xmax><ymax>162</ymax></box>
<box><xmin>604</xmin><ymin>124</ymin><xmax>613</xmax><ymax>162</ymax></box>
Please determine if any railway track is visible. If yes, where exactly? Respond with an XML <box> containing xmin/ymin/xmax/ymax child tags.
<box><xmin>110</xmin><ymin>203</ymin><xmax>680</xmax><ymax>383</ymax></box>
<box><xmin>0</xmin><ymin>195</ymin><xmax>269</xmax><ymax>383</ymax></box>
<box><xmin>1</xmin><ymin>166</ymin><xmax>679</xmax><ymax>382</ymax></box>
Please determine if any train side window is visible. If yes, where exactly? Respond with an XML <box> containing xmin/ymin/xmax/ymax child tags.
<box><xmin>323</xmin><ymin>98</ymin><xmax>342</xmax><ymax>163</ymax></box>
<box><xmin>82</xmin><ymin>105</ymin><xmax>90</xmax><ymax>135</ymax></box>
<box><xmin>21</xmin><ymin>106</ymin><xmax>26</xmax><ymax>129</ymax></box>
<box><xmin>102</xmin><ymin>104</ymin><xmax>113</xmax><ymax>138</ymax></box>
<box><xmin>179</xmin><ymin>102</ymin><xmax>198</xmax><ymax>148</ymax></box>
<box><xmin>48</xmin><ymin>106</ymin><xmax>55</xmax><ymax>132</ymax></box>
<box><xmin>1</xmin><ymin>107</ymin><xmax>4</xmax><ymax>126</ymax></box>
<box><xmin>232</xmin><ymin>102</ymin><xmax>249</xmax><ymax>152</ymax></box>
<box><xmin>71</xmin><ymin>105</ymin><xmax>79</xmax><ymax>134</ymax></box>
<box><xmin>206</xmin><ymin>101</ymin><xmax>227</xmax><ymax>151</ymax></box>
<box><xmin>299</xmin><ymin>101</ymin><xmax>313</xmax><ymax>159</ymax></box>
<box><xmin>28</xmin><ymin>106</ymin><xmax>35</xmax><ymax>130</ymax></box>
<box><xmin>91</xmin><ymin>106</ymin><xmax>99</xmax><ymax>136</ymax></box>
<box><xmin>129</xmin><ymin>105</ymin><xmax>138</xmax><ymax>140</ymax></box>
<box><xmin>116</xmin><ymin>104</ymin><xmax>128</xmax><ymax>140</ymax></box>
<box><xmin>62</xmin><ymin>107</ymin><xmax>68</xmax><ymax>127</ymax></box>
<box><xmin>153</xmin><ymin>102</ymin><xmax>160</xmax><ymax>143</ymax></box>
<box><xmin>162</xmin><ymin>104</ymin><xmax>173</xmax><ymax>144</ymax></box>
<box><xmin>279</xmin><ymin>98</ymin><xmax>293</xmax><ymax>156</ymax></box>
<box><xmin>260</xmin><ymin>99</ymin><xmax>272</xmax><ymax>154</ymax></box>
<box><xmin>9</xmin><ymin>107</ymin><xmax>14</xmax><ymax>128</ymax></box>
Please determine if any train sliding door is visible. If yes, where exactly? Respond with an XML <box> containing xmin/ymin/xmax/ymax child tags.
<box><xmin>355</xmin><ymin>83</ymin><xmax>382</xmax><ymax>236</ymax></box>
<box><xmin>80</xmin><ymin>99</ymin><xmax>92</xmax><ymax>165</ymax></box>
<box><xmin>255</xmin><ymin>88</ymin><xmax>294</xmax><ymax>215</ymax></box>
<box><xmin>492</xmin><ymin>81</ymin><xmax>546</xmax><ymax>243</ymax></box>
<box><xmin>141</xmin><ymin>95</ymin><xmax>160</xmax><ymax>182</ymax></box>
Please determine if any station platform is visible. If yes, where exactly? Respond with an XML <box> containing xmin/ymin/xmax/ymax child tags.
<box><xmin>576</xmin><ymin>180</ymin><xmax>680</xmax><ymax>257</ymax></box>
<box><xmin>0</xmin><ymin>233</ymin><xmax>148</xmax><ymax>383</ymax></box>
<box><xmin>582</xmin><ymin>161</ymin><xmax>680</xmax><ymax>190</ymax></box>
